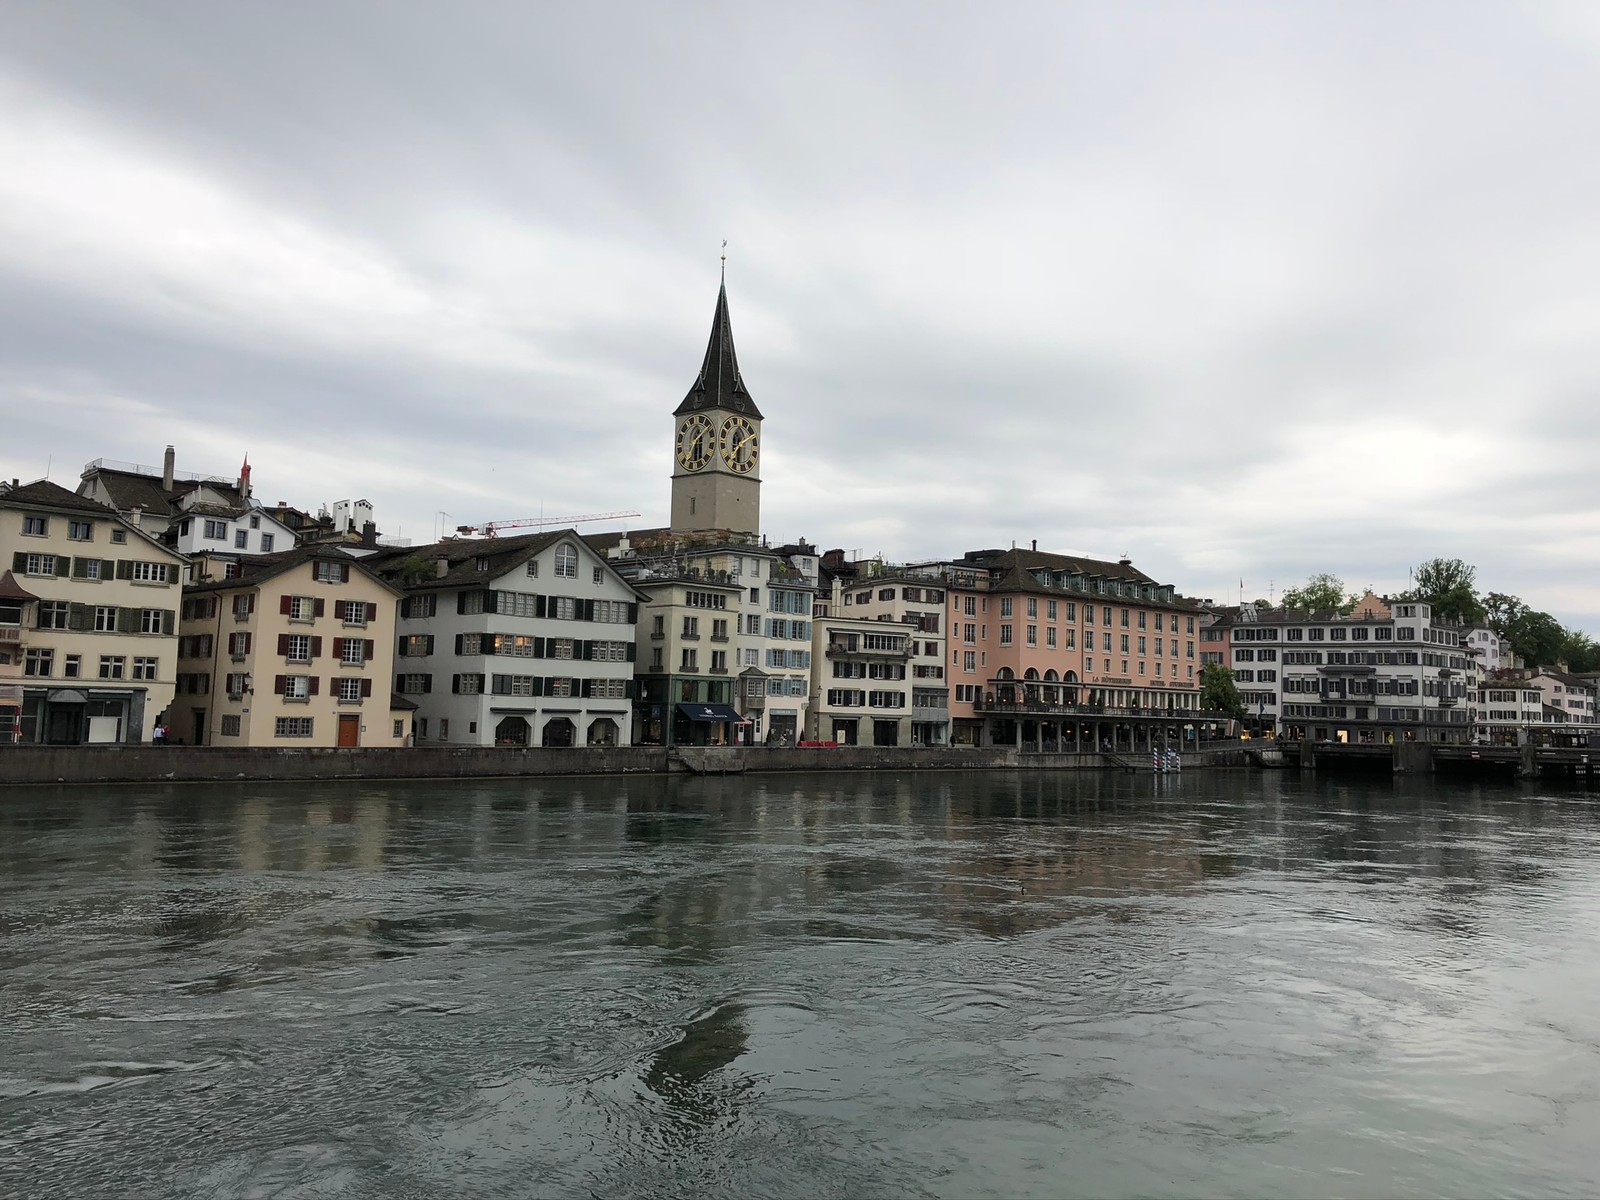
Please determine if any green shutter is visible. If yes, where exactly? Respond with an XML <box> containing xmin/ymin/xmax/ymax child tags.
<box><xmin>68</xmin><ymin>603</ymin><xmax>92</xmax><ymax>632</ymax></box>
<box><xmin>55</xmin><ymin>556</ymin><xmax>70</xmax><ymax>577</ymax></box>
<box><xmin>118</xmin><ymin>607</ymin><xmax>140</xmax><ymax>633</ymax></box>
<box><xmin>162</xmin><ymin>610</ymin><xmax>175</xmax><ymax>636</ymax></box>
<box><xmin>10</xmin><ymin>552</ymin><xmax>24</xmax><ymax>573</ymax></box>
<box><xmin>115</xmin><ymin>559</ymin><xmax>133</xmax><ymax>580</ymax></box>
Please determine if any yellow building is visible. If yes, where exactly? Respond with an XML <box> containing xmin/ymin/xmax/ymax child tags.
<box><xmin>0</xmin><ymin>479</ymin><xmax>185</xmax><ymax>744</ymax></box>
<box><xmin>177</xmin><ymin>547</ymin><xmax>408</xmax><ymax>747</ymax></box>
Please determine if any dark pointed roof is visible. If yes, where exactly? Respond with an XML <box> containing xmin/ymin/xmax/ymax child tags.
<box><xmin>0</xmin><ymin>570</ymin><xmax>40</xmax><ymax>602</ymax></box>
<box><xmin>674</xmin><ymin>282</ymin><xmax>762</xmax><ymax>418</ymax></box>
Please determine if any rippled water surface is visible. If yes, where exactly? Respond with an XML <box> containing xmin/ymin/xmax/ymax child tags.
<box><xmin>5</xmin><ymin>770</ymin><xmax>1600</xmax><ymax>1198</ymax></box>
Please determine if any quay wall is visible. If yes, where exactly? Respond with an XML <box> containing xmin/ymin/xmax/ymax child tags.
<box><xmin>0</xmin><ymin>745</ymin><xmax>1246</xmax><ymax>786</ymax></box>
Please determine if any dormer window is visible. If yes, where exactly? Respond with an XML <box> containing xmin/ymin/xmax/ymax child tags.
<box><xmin>475</xmin><ymin>556</ymin><xmax>490</xmax><ymax>572</ymax></box>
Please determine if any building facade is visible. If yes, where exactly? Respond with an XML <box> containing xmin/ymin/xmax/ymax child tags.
<box><xmin>0</xmin><ymin>480</ymin><xmax>185</xmax><ymax>744</ymax></box>
<box><xmin>810</xmin><ymin>578</ymin><xmax>916</xmax><ymax>745</ymax></box>
<box><xmin>177</xmin><ymin>547</ymin><xmax>406</xmax><ymax>747</ymax></box>
<box><xmin>379</xmin><ymin>531</ymin><xmax>642</xmax><ymax>748</ymax></box>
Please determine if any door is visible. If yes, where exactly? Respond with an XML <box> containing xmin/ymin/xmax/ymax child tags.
<box><xmin>191</xmin><ymin>708</ymin><xmax>206</xmax><ymax>745</ymax></box>
<box><xmin>337</xmin><ymin>713</ymin><xmax>360</xmax><ymax>747</ymax></box>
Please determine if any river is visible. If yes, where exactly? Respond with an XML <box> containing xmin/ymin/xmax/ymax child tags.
<box><xmin>3</xmin><ymin>770</ymin><xmax>1599</xmax><ymax>1198</ymax></box>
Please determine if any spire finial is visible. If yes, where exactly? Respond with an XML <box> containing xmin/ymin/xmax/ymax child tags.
<box><xmin>720</xmin><ymin>239</ymin><xmax>727</xmax><ymax>283</ymax></box>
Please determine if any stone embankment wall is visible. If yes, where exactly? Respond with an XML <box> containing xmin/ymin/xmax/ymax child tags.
<box><xmin>0</xmin><ymin>744</ymin><xmax>1236</xmax><ymax>786</ymax></box>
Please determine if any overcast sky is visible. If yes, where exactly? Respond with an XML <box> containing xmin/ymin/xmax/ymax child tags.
<box><xmin>4</xmin><ymin>2</ymin><xmax>1599</xmax><ymax>625</ymax></box>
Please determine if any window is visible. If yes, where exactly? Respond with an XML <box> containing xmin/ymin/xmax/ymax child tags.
<box><xmin>1026</xmin><ymin>625</ymin><xmax>1037</xmax><ymax>646</ymax></box>
<box><xmin>67</xmin><ymin>520</ymin><xmax>93</xmax><ymax>541</ymax></box>
<box><xmin>259</xmin><ymin>534</ymin><xmax>274</xmax><ymax>552</ymax></box>
<box><xmin>338</xmin><ymin>677</ymin><xmax>364</xmax><ymax>701</ymax></box>
<box><xmin>274</xmin><ymin>717</ymin><xmax>314</xmax><ymax>738</ymax></box>
<box><xmin>38</xmin><ymin>600</ymin><xmax>69</xmax><ymax>630</ymax></box>
<box><xmin>282</xmin><ymin>675</ymin><xmax>311</xmax><ymax>699</ymax></box>
<box><xmin>593</xmin><ymin>566</ymin><xmax>604</xmax><ymax>584</ymax></box>
<box><xmin>711</xmin><ymin>650</ymin><xmax>727</xmax><ymax>672</ymax></box>
<box><xmin>23</xmin><ymin>554</ymin><xmax>56</xmax><ymax>576</ymax></box>
<box><xmin>92</xmin><ymin>605</ymin><xmax>116</xmax><ymax>632</ymax></box>
<box><xmin>526</xmin><ymin>559</ymin><xmax>539</xmax><ymax>578</ymax></box>
<box><xmin>999</xmin><ymin>624</ymin><xmax>1013</xmax><ymax>645</ymax></box>
<box><xmin>682</xmin><ymin>616</ymin><xmax>699</xmax><ymax>638</ymax></box>
<box><xmin>963</xmin><ymin>651</ymin><xmax>976</xmax><ymax>672</ymax></box>
<box><xmin>401</xmin><ymin>594</ymin><xmax>436</xmax><ymax>619</ymax></box>
<box><xmin>24</xmin><ymin>649</ymin><xmax>53</xmax><ymax>676</ymax></box>
<box><xmin>285</xmin><ymin>635</ymin><xmax>311</xmax><ymax>663</ymax></box>
<box><xmin>99</xmin><ymin>656</ymin><xmax>126</xmax><ymax>680</ymax></box>
<box><xmin>204</xmin><ymin>520</ymin><xmax>228</xmax><ymax>540</ymax></box>
<box><xmin>131</xmin><ymin>562</ymin><xmax>170</xmax><ymax>584</ymax></box>
<box><xmin>340</xmin><ymin>639</ymin><xmax>366</xmax><ymax>665</ymax></box>
<box><xmin>681</xmin><ymin>648</ymin><xmax>698</xmax><ymax>671</ymax></box>
<box><xmin>555</xmin><ymin>544</ymin><xmax>578</xmax><ymax>577</ymax></box>
<box><xmin>712</xmin><ymin>618</ymin><xmax>728</xmax><ymax>640</ymax></box>
<box><xmin>62</xmin><ymin>654</ymin><xmax>81</xmax><ymax>678</ymax></box>
<box><xmin>234</xmin><ymin>530</ymin><xmax>249</xmax><ymax>548</ymax></box>
<box><xmin>133</xmin><ymin>657</ymin><xmax>158</xmax><ymax>680</ymax></box>
<box><xmin>221</xmin><ymin>715</ymin><xmax>242</xmax><ymax>736</ymax></box>
<box><xmin>141</xmin><ymin>608</ymin><xmax>165</xmax><ymax>634</ymax></box>
<box><xmin>288</xmin><ymin>596</ymin><xmax>316</xmax><ymax>621</ymax></box>
<box><xmin>314</xmin><ymin>560</ymin><xmax>350</xmax><ymax>584</ymax></box>
<box><xmin>1000</xmin><ymin>598</ymin><xmax>1013</xmax><ymax>617</ymax></box>
<box><xmin>398</xmin><ymin>673</ymin><xmax>432</xmax><ymax>694</ymax></box>
<box><xmin>22</xmin><ymin>516</ymin><xmax>48</xmax><ymax>536</ymax></box>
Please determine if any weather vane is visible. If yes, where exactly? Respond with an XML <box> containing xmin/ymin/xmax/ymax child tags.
<box><xmin>721</xmin><ymin>239</ymin><xmax>727</xmax><ymax>281</ymax></box>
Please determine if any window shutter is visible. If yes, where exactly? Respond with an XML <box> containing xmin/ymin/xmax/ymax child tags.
<box><xmin>309</xmin><ymin>677</ymin><xmax>320</xmax><ymax>696</ymax></box>
<box><xmin>273</xmin><ymin>675</ymin><xmax>286</xmax><ymax>695</ymax></box>
<box><xmin>310</xmin><ymin>636</ymin><xmax>322</xmax><ymax>658</ymax></box>
<box><xmin>454</xmin><ymin>633</ymin><xmax>463</xmax><ymax>655</ymax></box>
<box><xmin>333</xmin><ymin>600</ymin><xmax>345</xmax><ymax>620</ymax></box>
<box><xmin>534</xmin><ymin>637</ymin><xmax>545</xmax><ymax>658</ymax></box>
<box><xmin>244</xmin><ymin>633</ymin><xmax>252</xmax><ymax>653</ymax></box>
<box><xmin>68</xmin><ymin>604</ymin><xmax>92</xmax><ymax>632</ymax></box>
<box><xmin>248</xmin><ymin>594</ymin><xmax>256</xmax><ymax>614</ymax></box>
<box><xmin>55</xmin><ymin>557</ymin><xmax>70</xmax><ymax>577</ymax></box>
<box><xmin>422</xmin><ymin>675</ymin><xmax>432</xmax><ymax>694</ymax></box>
<box><xmin>115</xmin><ymin>559</ymin><xmax>133</xmax><ymax>580</ymax></box>
<box><xmin>626</xmin><ymin>643</ymin><xmax>636</xmax><ymax>662</ymax></box>
<box><xmin>332</xmin><ymin>637</ymin><xmax>345</xmax><ymax>659</ymax></box>
<box><xmin>72</xmin><ymin>558</ymin><xmax>89</xmax><ymax>579</ymax></box>
<box><xmin>365</xmin><ymin>639</ymin><xmax>375</xmax><ymax>661</ymax></box>
<box><xmin>162</xmin><ymin>610</ymin><xmax>175</xmax><ymax>636</ymax></box>
<box><xmin>340</xmin><ymin>563</ymin><xmax>350</xmax><ymax>583</ymax></box>
<box><xmin>399</xmin><ymin>636</ymin><xmax>409</xmax><ymax>656</ymax></box>
<box><xmin>101</xmin><ymin>559</ymin><xmax>116</xmax><ymax>580</ymax></box>
<box><xmin>314</xmin><ymin>598</ymin><xmax>325</xmax><ymax>618</ymax></box>
<box><xmin>624</xmin><ymin>679</ymin><xmax>635</xmax><ymax>700</ymax></box>
<box><xmin>10</xmin><ymin>553</ymin><xmax>24</xmax><ymax>573</ymax></box>
<box><xmin>536</xmin><ymin>595</ymin><xmax>547</xmax><ymax>619</ymax></box>
<box><xmin>580</xmin><ymin>641</ymin><xmax>593</xmax><ymax>661</ymax></box>
<box><xmin>361</xmin><ymin>678</ymin><xmax>372</xmax><ymax>698</ymax></box>
<box><xmin>118</xmin><ymin>607</ymin><xmax>139</xmax><ymax>632</ymax></box>
<box><xmin>584</xmin><ymin>600</ymin><xmax>595</xmax><ymax>621</ymax></box>
<box><xmin>452</xmin><ymin>675</ymin><xmax>462</xmax><ymax>694</ymax></box>
<box><xmin>366</xmin><ymin>602</ymin><xmax>377</xmax><ymax>621</ymax></box>
<box><xmin>280</xmin><ymin>595</ymin><xmax>292</xmax><ymax>615</ymax></box>
<box><xmin>627</xmin><ymin>603</ymin><xmax>638</xmax><ymax>623</ymax></box>
<box><xmin>277</xmin><ymin>634</ymin><xmax>290</xmax><ymax>656</ymax></box>
<box><xmin>456</xmin><ymin>592</ymin><xmax>468</xmax><ymax>615</ymax></box>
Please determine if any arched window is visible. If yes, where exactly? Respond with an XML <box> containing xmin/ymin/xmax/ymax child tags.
<box><xmin>495</xmin><ymin>716</ymin><xmax>530</xmax><ymax>746</ymax></box>
<box><xmin>587</xmin><ymin>718</ymin><xmax>618</xmax><ymax>747</ymax></box>
<box><xmin>1064</xmin><ymin>671</ymin><xmax>1079</xmax><ymax>684</ymax></box>
<box><xmin>555</xmin><ymin>544</ymin><xmax>578</xmax><ymax>578</ymax></box>
<box><xmin>997</xmin><ymin>667</ymin><xmax>1015</xmax><ymax>680</ymax></box>
<box><xmin>1024</xmin><ymin>667</ymin><xmax>1040</xmax><ymax>680</ymax></box>
<box><xmin>1044</xmin><ymin>669</ymin><xmax>1059</xmax><ymax>682</ymax></box>
<box><xmin>542</xmin><ymin>717</ymin><xmax>575</xmax><ymax>747</ymax></box>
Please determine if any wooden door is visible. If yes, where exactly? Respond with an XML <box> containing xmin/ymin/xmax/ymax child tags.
<box><xmin>337</xmin><ymin>713</ymin><xmax>360</xmax><ymax>747</ymax></box>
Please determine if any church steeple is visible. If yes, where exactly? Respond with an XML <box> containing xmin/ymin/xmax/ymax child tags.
<box><xmin>674</xmin><ymin>280</ymin><xmax>762</xmax><ymax>418</ymax></box>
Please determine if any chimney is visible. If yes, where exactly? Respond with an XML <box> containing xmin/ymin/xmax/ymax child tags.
<box><xmin>435</xmin><ymin>557</ymin><xmax>450</xmax><ymax>579</ymax></box>
<box><xmin>129</xmin><ymin>505</ymin><xmax>142</xmax><ymax>527</ymax></box>
<box><xmin>1031</xmin><ymin>539</ymin><xmax>1037</xmax><ymax>551</ymax></box>
<box><xmin>162</xmin><ymin>446</ymin><xmax>175</xmax><ymax>491</ymax></box>
<box><xmin>361</xmin><ymin>521</ymin><xmax>378</xmax><ymax>549</ymax></box>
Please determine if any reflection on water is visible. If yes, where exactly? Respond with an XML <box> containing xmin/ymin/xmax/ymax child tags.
<box><xmin>4</xmin><ymin>771</ymin><xmax>1600</xmax><ymax>1199</ymax></box>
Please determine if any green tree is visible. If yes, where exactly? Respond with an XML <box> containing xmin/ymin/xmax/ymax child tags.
<box><xmin>1506</xmin><ymin>608</ymin><xmax>1567</xmax><ymax>667</ymax></box>
<box><xmin>1482</xmin><ymin>592</ymin><xmax>1528</xmax><ymax>637</ymax></box>
<box><xmin>1402</xmin><ymin>557</ymin><xmax>1486</xmax><ymax>624</ymax></box>
<box><xmin>1280</xmin><ymin>573</ymin><xmax>1352</xmax><ymax>613</ymax></box>
<box><xmin>1559</xmin><ymin>629</ymin><xmax>1600</xmax><ymax>674</ymax></box>
<box><xmin>1199</xmin><ymin>663</ymin><xmax>1246</xmax><ymax>720</ymax></box>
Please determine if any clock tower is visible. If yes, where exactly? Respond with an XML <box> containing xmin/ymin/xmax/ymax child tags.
<box><xmin>670</xmin><ymin>277</ymin><xmax>763</xmax><ymax>535</ymax></box>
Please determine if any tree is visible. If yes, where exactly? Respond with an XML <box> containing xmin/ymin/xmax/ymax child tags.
<box><xmin>1199</xmin><ymin>663</ymin><xmax>1246</xmax><ymax>720</ymax></box>
<box><xmin>1280</xmin><ymin>573</ymin><xmax>1353</xmax><ymax>613</ymax></box>
<box><xmin>1403</xmin><ymin>557</ymin><xmax>1486</xmax><ymax>625</ymax></box>
<box><xmin>1506</xmin><ymin>608</ymin><xmax>1567</xmax><ymax>668</ymax></box>
<box><xmin>1559</xmin><ymin>629</ymin><xmax>1600</xmax><ymax>674</ymax></box>
<box><xmin>1482</xmin><ymin>592</ymin><xmax>1528</xmax><ymax>637</ymax></box>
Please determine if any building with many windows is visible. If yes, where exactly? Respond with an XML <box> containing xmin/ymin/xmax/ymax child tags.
<box><xmin>938</xmin><ymin>547</ymin><xmax>1204</xmax><ymax>751</ymax></box>
<box><xmin>374</xmin><ymin>531</ymin><xmax>642</xmax><ymax>748</ymax></box>
<box><xmin>829</xmin><ymin>567</ymin><xmax>949</xmax><ymax>745</ymax></box>
<box><xmin>177</xmin><ymin>546</ymin><xmax>407</xmax><ymax>747</ymax></box>
<box><xmin>810</xmin><ymin>577</ymin><xmax>916</xmax><ymax>745</ymax></box>
<box><xmin>0</xmin><ymin>479</ymin><xmax>185</xmax><ymax>744</ymax></box>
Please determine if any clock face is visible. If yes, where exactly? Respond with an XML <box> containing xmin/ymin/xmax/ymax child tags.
<box><xmin>719</xmin><ymin>415</ymin><xmax>759</xmax><ymax>474</ymax></box>
<box><xmin>676</xmin><ymin>414</ymin><xmax>715</xmax><ymax>471</ymax></box>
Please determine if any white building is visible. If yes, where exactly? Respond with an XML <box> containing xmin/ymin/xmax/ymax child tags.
<box><xmin>378</xmin><ymin>531</ymin><xmax>642</xmax><ymax>748</ymax></box>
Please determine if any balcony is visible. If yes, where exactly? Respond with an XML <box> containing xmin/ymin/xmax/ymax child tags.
<box><xmin>0</xmin><ymin>626</ymin><xmax>21</xmax><ymax>644</ymax></box>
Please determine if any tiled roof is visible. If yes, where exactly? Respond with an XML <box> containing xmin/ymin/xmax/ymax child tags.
<box><xmin>185</xmin><ymin>545</ymin><xmax>400</xmax><ymax>596</ymax></box>
<box><xmin>0</xmin><ymin>569</ymin><xmax>40</xmax><ymax>602</ymax></box>
<box><xmin>1</xmin><ymin>478</ymin><xmax>122</xmax><ymax>516</ymax></box>
<box><xmin>365</xmin><ymin>530</ymin><xmax>568</xmax><ymax>590</ymax></box>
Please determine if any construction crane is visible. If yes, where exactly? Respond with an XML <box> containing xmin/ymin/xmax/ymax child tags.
<box><xmin>454</xmin><ymin>510</ymin><xmax>641</xmax><ymax>538</ymax></box>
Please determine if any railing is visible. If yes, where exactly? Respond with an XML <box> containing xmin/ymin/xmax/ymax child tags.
<box><xmin>0</xmin><ymin>627</ymin><xmax>20</xmax><ymax>643</ymax></box>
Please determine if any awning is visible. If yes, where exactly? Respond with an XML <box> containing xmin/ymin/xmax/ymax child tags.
<box><xmin>676</xmin><ymin>702</ymin><xmax>750</xmax><ymax>724</ymax></box>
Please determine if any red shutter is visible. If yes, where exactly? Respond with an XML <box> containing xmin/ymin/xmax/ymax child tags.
<box><xmin>361</xmin><ymin>677</ymin><xmax>372</xmax><ymax>698</ymax></box>
<box><xmin>366</xmin><ymin>602</ymin><xmax>377</xmax><ymax>621</ymax></box>
<box><xmin>244</xmin><ymin>633</ymin><xmax>252</xmax><ymax>653</ymax></box>
<box><xmin>332</xmin><ymin>637</ymin><xmax>345</xmax><ymax>659</ymax></box>
<box><xmin>333</xmin><ymin>600</ymin><xmax>345</xmax><ymax>620</ymax></box>
<box><xmin>309</xmin><ymin>677</ymin><xmax>320</xmax><ymax>696</ymax></box>
<box><xmin>280</xmin><ymin>595</ymin><xmax>292</xmax><ymax>615</ymax></box>
<box><xmin>248</xmin><ymin>594</ymin><xmax>257</xmax><ymax>614</ymax></box>
<box><xmin>340</xmin><ymin>563</ymin><xmax>351</xmax><ymax>583</ymax></box>
<box><xmin>277</xmin><ymin>634</ymin><xmax>290</xmax><ymax>656</ymax></box>
<box><xmin>310</xmin><ymin>636</ymin><xmax>322</xmax><ymax>658</ymax></box>
<box><xmin>314</xmin><ymin>598</ymin><xmax>326</xmax><ymax>618</ymax></box>
<box><xmin>363</xmin><ymin>639</ymin><xmax>374</xmax><ymax>662</ymax></box>
<box><xmin>273</xmin><ymin>675</ymin><xmax>286</xmax><ymax>694</ymax></box>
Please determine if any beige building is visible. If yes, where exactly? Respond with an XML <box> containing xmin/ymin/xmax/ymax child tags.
<box><xmin>810</xmin><ymin>578</ymin><xmax>917</xmax><ymax>745</ymax></box>
<box><xmin>0</xmin><ymin>479</ymin><xmax>186</xmax><ymax>744</ymax></box>
<box><xmin>177</xmin><ymin>546</ymin><xmax>407</xmax><ymax>746</ymax></box>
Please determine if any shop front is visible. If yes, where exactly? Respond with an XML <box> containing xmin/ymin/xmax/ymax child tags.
<box><xmin>673</xmin><ymin>702</ymin><xmax>751</xmax><ymax>746</ymax></box>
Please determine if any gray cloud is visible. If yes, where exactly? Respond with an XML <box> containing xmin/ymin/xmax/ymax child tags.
<box><xmin>3</xmin><ymin>1</ymin><xmax>1599</xmax><ymax>626</ymax></box>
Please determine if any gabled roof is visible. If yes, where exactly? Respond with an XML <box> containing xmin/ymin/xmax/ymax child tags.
<box><xmin>83</xmin><ymin>466</ymin><xmax>247</xmax><ymax>519</ymax></box>
<box><xmin>365</xmin><ymin>530</ymin><xmax>568</xmax><ymax>590</ymax></box>
<box><xmin>1</xmin><ymin>478</ymin><xmax>125</xmax><ymax>517</ymax></box>
<box><xmin>674</xmin><ymin>280</ymin><xmax>762</xmax><ymax>418</ymax></box>
<box><xmin>184</xmin><ymin>544</ymin><xmax>402</xmax><ymax>597</ymax></box>
<box><xmin>0</xmin><ymin>569</ymin><xmax>40</xmax><ymax>602</ymax></box>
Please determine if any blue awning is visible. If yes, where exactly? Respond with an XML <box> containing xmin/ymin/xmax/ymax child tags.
<box><xmin>676</xmin><ymin>702</ymin><xmax>749</xmax><ymax>724</ymax></box>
